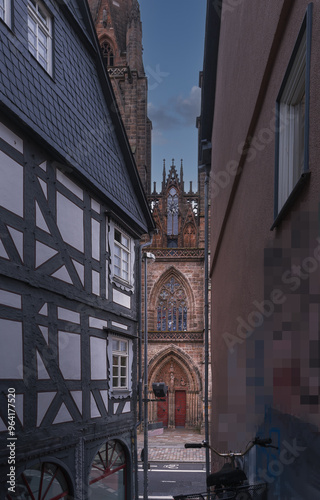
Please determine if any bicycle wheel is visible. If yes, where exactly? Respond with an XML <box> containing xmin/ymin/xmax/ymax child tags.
<box><xmin>213</xmin><ymin>489</ymin><xmax>237</xmax><ymax>499</ymax></box>
<box><xmin>234</xmin><ymin>491</ymin><xmax>252</xmax><ymax>500</ymax></box>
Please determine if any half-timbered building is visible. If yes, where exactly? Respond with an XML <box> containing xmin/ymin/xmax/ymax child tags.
<box><xmin>0</xmin><ymin>0</ymin><xmax>154</xmax><ymax>498</ymax></box>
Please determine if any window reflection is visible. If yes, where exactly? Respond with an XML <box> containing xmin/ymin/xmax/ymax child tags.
<box><xmin>6</xmin><ymin>462</ymin><xmax>71</xmax><ymax>500</ymax></box>
<box><xmin>89</xmin><ymin>440</ymin><xmax>126</xmax><ymax>499</ymax></box>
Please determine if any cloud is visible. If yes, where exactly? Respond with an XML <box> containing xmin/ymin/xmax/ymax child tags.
<box><xmin>174</xmin><ymin>86</ymin><xmax>201</xmax><ymax>124</ymax></box>
<box><xmin>151</xmin><ymin>128</ymin><xmax>168</xmax><ymax>146</ymax></box>
<box><xmin>148</xmin><ymin>102</ymin><xmax>180</xmax><ymax>130</ymax></box>
<box><xmin>148</xmin><ymin>86</ymin><xmax>201</xmax><ymax>131</ymax></box>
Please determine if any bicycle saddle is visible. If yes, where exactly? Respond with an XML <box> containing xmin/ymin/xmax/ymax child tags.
<box><xmin>207</xmin><ymin>463</ymin><xmax>247</xmax><ymax>487</ymax></box>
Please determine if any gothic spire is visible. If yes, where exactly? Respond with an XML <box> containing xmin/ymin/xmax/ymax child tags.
<box><xmin>162</xmin><ymin>159</ymin><xmax>166</xmax><ymax>192</ymax></box>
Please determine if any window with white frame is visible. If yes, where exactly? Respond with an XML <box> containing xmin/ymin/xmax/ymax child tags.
<box><xmin>274</xmin><ymin>5</ymin><xmax>312</xmax><ymax>223</ymax></box>
<box><xmin>114</xmin><ymin>227</ymin><xmax>130</xmax><ymax>282</ymax></box>
<box><xmin>109</xmin><ymin>220</ymin><xmax>135</xmax><ymax>292</ymax></box>
<box><xmin>27</xmin><ymin>0</ymin><xmax>53</xmax><ymax>74</ymax></box>
<box><xmin>0</xmin><ymin>0</ymin><xmax>11</xmax><ymax>26</ymax></box>
<box><xmin>112</xmin><ymin>338</ymin><xmax>128</xmax><ymax>389</ymax></box>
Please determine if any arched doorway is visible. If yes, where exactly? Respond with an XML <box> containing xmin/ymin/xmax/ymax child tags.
<box><xmin>148</xmin><ymin>346</ymin><xmax>202</xmax><ymax>429</ymax></box>
<box><xmin>89</xmin><ymin>440</ymin><xmax>127</xmax><ymax>499</ymax></box>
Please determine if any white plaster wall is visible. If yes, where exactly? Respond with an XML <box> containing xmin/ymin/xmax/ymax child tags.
<box><xmin>56</xmin><ymin>192</ymin><xmax>84</xmax><ymax>252</ymax></box>
<box><xmin>0</xmin><ymin>123</ymin><xmax>23</xmax><ymax>152</ymax></box>
<box><xmin>90</xmin><ymin>337</ymin><xmax>107</xmax><ymax>380</ymax></box>
<box><xmin>113</xmin><ymin>289</ymin><xmax>131</xmax><ymax>309</ymax></box>
<box><xmin>91</xmin><ymin>198</ymin><xmax>100</xmax><ymax>213</ymax></box>
<box><xmin>0</xmin><ymin>319</ymin><xmax>23</xmax><ymax>378</ymax></box>
<box><xmin>92</xmin><ymin>270</ymin><xmax>100</xmax><ymax>295</ymax></box>
<box><xmin>57</xmin><ymin>307</ymin><xmax>80</xmax><ymax>324</ymax></box>
<box><xmin>56</xmin><ymin>170</ymin><xmax>83</xmax><ymax>200</ymax></box>
<box><xmin>111</xmin><ymin>321</ymin><xmax>128</xmax><ymax>330</ymax></box>
<box><xmin>36</xmin><ymin>241</ymin><xmax>57</xmax><ymax>268</ymax></box>
<box><xmin>58</xmin><ymin>331</ymin><xmax>81</xmax><ymax>379</ymax></box>
<box><xmin>0</xmin><ymin>151</ymin><xmax>23</xmax><ymax>217</ymax></box>
<box><xmin>37</xmin><ymin>392</ymin><xmax>56</xmax><ymax>426</ymax></box>
<box><xmin>91</xmin><ymin>218</ymin><xmax>100</xmax><ymax>261</ymax></box>
<box><xmin>0</xmin><ymin>289</ymin><xmax>21</xmax><ymax>309</ymax></box>
<box><xmin>89</xmin><ymin>317</ymin><xmax>108</xmax><ymax>329</ymax></box>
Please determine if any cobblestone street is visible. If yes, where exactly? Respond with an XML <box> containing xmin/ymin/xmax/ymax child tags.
<box><xmin>137</xmin><ymin>428</ymin><xmax>206</xmax><ymax>462</ymax></box>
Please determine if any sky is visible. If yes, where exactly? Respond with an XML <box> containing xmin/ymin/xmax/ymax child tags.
<box><xmin>139</xmin><ymin>0</ymin><xmax>207</xmax><ymax>191</ymax></box>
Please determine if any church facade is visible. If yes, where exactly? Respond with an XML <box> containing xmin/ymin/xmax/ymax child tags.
<box><xmin>146</xmin><ymin>160</ymin><xmax>209</xmax><ymax>429</ymax></box>
<box><xmin>89</xmin><ymin>0</ymin><xmax>210</xmax><ymax>429</ymax></box>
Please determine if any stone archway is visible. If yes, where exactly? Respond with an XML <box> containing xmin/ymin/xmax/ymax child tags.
<box><xmin>148</xmin><ymin>345</ymin><xmax>202</xmax><ymax>429</ymax></box>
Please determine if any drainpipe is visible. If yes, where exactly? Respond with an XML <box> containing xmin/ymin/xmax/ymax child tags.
<box><xmin>133</xmin><ymin>234</ymin><xmax>154</xmax><ymax>500</ymax></box>
<box><xmin>142</xmin><ymin>250</ymin><xmax>156</xmax><ymax>500</ymax></box>
<box><xmin>204</xmin><ymin>165</ymin><xmax>210</xmax><ymax>479</ymax></box>
<box><xmin>199</xmin><ymin>139</ymin><xmax>212</xmax><ymax>481</ymax></box>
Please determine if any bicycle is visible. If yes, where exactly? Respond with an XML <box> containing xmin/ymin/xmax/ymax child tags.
<box><xmin>173</xmin><ymin>437</ymin><xmax>278</xmax><ymax>500</ymax></box>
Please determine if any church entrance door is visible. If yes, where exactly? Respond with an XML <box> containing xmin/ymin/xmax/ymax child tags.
<box><xmin>175</xmin><ymin>390</ymin><xmax>186</xmax><ymax>427</ymax></box>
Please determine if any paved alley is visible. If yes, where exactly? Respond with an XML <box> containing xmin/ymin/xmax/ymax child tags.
<box><xmin>137</xmin><ymin>428</ymin><xmax>206</xmax><ymax>462</ymax></box>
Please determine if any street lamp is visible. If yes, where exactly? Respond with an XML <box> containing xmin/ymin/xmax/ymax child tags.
<box><xmin>142</xmin><ymin>251</ymin><xmax>155</xmax><ymax>500</ymax></box>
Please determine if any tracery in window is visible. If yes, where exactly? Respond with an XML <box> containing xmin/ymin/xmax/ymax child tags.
<box><xmin>157</xmin><ymin>277</ymin><xmax>187</xmax><ymax>332</ymax></box>
<box><xmin>101</xmin><ymin>41</ymin><xmax>114</xmax><ymax>67</ymax></box>
<box><xmin>167</xmin><ymin>187</ymin><xmax>178</xmax><ymax>236</ymax></box>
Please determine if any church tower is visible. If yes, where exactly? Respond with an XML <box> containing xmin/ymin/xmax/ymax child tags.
<box><xmin>88</xmin><ymin>0</ymin><xmax>152</xmax><ymax>193</ymax></box>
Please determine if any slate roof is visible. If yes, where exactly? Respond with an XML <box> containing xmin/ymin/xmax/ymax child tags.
<box><xmin>0</xmin><ymin>0</ymin><xmax>154</xmax><ymax>235</ymax></box>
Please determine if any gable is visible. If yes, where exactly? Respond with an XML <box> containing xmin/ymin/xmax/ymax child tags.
<box><xmin>0</xmin><ymin>0</ymin><xmax>153</xmax><ymax>234</ymax></box>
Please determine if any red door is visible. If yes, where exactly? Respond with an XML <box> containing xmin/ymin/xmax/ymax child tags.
<box><xmin>157</xmin><ymin>395</ymin><xmax>168</xmax><ymax>427</ymax></box>
<box><xmin>175</xmin><ymin>390</ymin><xmax>186</xmax><ymax>427</ymax></box>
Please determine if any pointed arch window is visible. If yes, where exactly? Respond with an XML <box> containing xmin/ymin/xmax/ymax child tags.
<box><xmin>157</xmin><ymin>277</ymin><xmax>187</xmax><ymax>332</ymax></box>
<box><xmin>167</xmin><ymin>187</ymin><xmax>178</xmax><ymax>236</ymax></box>
<box><xmin>101</xmin><ymin>41</ymin><xmax>114</xmax><ymax>67</ymax></box>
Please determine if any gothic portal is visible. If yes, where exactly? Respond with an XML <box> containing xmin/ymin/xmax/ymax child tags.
<box><xmin>148</xmin><ymin>346</ymin><xmax>202</xmax><ymax>429</ymax></box>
